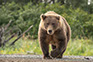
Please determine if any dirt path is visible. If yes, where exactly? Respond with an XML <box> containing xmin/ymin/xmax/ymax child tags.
<box><xmin>0</xmin><ymin>55</ymin><xmax>93</xmax><ymax>62</ymax></box>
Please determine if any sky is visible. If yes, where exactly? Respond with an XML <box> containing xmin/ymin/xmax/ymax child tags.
<box><xmin>88</xmin><ymin>0</ymin><xmax>91</xmax><ymax>5</ymax></box>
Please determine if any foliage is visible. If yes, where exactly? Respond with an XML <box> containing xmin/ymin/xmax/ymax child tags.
<box><xmin>64</xmin><ymin>38</ymin><xmax>93</xmax><ymax>56</ymax></box>
<box><xmin>0</xmin><ymin>1</ymin><xmax>93</xmax><ymax>56</ymax></box>
<box><xmin>0</xmin><ymin>2</ymin><xmax>93</xmax><ymax>39</ymax></box>
<box><xmin>0</xmin><ymin>37</ymin><xmax>93</xmax><ymax>56</ymax></box>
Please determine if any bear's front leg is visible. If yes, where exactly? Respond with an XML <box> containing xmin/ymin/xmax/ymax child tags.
<box><xmin>50</xmin><ymin>38</ymin><xmax>67</xmax><ymax>58</ymax></box>
<box><xmin>39</xmin><ymin>39</ymin><xmax>51</xmax><ymax>59</ymax></box>
<box><xmin>50</xmin><ymin>48</ymin><xmax>61</xmax><ymax>58</ymax></box>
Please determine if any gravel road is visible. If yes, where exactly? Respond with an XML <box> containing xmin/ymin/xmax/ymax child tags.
<box><xmin>0</xmin><ymin>55</ymin><xmax>93</xmax><ymax>62</ymax></box>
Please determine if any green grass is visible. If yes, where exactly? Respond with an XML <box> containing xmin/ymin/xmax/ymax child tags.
<box><xmin>64</xmin><ymin>38</ymin><xmax>93</xmax><ymax>56</ymax></box>
<box><xmin>0</xmin><ymin>37</ymin><xmax>93</xmax><ymax>56</ymax></box>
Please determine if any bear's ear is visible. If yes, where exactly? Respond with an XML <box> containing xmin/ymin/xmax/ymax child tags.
<box><xmin>40</xmin><ymin>14</ymin><xmax>47</xmax><ymax>20</ymax></box>
<box><xmin>56</xmin><ymin>16</ymin><xmax>60</xmax><ymax>20</ymax></box>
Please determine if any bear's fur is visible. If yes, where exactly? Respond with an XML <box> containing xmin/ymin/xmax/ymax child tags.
<box><xmin>38</xmin><ymin>11</ymin><xmax>71</xmax><ymax>59</ymax></box>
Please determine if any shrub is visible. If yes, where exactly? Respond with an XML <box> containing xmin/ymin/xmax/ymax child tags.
<box><xmin>0</xmin><ymin>2</ymin><xmax>93</xmax><ymax>39</ymax></box>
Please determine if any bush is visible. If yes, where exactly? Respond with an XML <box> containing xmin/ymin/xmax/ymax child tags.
<box><xmin>0</xmin><ymin>2</ymin><xmax>93</xmax><ymax>39</ymax></box>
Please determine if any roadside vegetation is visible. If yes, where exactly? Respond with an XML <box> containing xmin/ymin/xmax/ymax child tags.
<box><xmin>0</xmin><ymin>37</ymin><xmax>93</xmax><ymax>56</ymax></box>
<box><xmin>0</xmin><ymin>0</ymin><xmax>93</xmax><ymax>56</ymax></box>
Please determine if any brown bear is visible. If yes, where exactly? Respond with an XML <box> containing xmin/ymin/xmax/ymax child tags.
<box><xmin>38</xmin><ymin>11</ymin><xmax>71</xmax><ymax>59</ymax></box>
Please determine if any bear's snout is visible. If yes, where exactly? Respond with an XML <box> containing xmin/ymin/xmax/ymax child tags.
<box><xmin>47</xmin><ymin>29</ymin><xmax>54</xmax><ymax>35</ymax></box>
<box><xmin>48</xmin><ymin>30</ymin><xmax>52</xmax><ymax>33</ymax></box>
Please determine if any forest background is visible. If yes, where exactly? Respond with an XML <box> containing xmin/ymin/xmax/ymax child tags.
<box><xmin>0</xmin><ymin>0</ymin><xmax>93</xmax><ymax>56</ymax></box>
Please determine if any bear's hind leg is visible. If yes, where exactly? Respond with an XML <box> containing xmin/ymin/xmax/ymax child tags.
<box><xmin>50</xmin><ymin>38</ymin><xmax>67</xmax><ymax>58</ymax></box>
<box><xmin>51</xmin><ymin>45</ymin><xmax>56</xmax><ymax>50</ymax></box>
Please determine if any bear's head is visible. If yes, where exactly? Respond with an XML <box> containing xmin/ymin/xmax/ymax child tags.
<box><xmin>40</xmin><ymin>14</ymin><xmax>61</xmax><ymax>35</ymax></box>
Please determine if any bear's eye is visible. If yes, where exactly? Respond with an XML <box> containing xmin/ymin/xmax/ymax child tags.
<box><xmin>47</xmin><ymin>23</ymin><xmax>49</xmax><ymax>25</ymax></box>
<box><xmin>52</xmin><ymin>23</ymin><xmax>55</xmax><ymax>25</ymax></box>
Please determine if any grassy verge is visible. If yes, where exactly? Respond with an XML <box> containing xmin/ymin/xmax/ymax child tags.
<box><xmin>0</xmin><ymin>37</ymin><xmax>93</xmax><ymax>56</ymax></box>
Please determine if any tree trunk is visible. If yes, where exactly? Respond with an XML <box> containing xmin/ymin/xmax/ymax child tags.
<box><xmin>61</xmin><ymin>0</ymin><xmax>64</xmax><ymax>5</ymax></box>
<box><xmin>57</xmin><ymin>0</ymin><xmax>64</xmax><ymax>5</ymax></box>
<box><xmin>0</xmin><ymin>27</ymin><xmax>4</xmax><ymax>47</ymax></box>
<box><xmin>52</xmin><ymin>0</ymin><xmax>55</xmax><ymax>4</ymax></box>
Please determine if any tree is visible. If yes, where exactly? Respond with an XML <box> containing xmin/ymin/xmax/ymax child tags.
<box><xmin>65</xmin><ymin>0</ymin><xmax>88</xmax><ymax>8</ymax></box>
<box><xmin>57</xmin><ymin>0</ymin><xmax>65</xmax><ymax>4</ymax></box>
